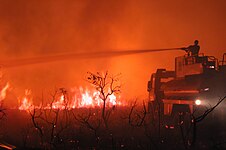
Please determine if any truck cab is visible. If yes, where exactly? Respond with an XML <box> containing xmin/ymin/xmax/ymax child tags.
<box><xmin>148</xmin><ymin>53</ymin><xmax>226</xmax><ymax>116</ymax></box>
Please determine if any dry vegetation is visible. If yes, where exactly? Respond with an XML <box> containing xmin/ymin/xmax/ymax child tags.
<box><xmin>0</xmin><ymin>72</ymin><xmax>225</xmax><ymax>149</ymax></box>
<box><xmin>0</xmin><ymin>98</ymin><xmax>226</xmax><ymax>150</ymax></box>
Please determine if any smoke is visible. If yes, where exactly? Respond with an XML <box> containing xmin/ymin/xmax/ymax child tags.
<box><xmin>0</xmin><ymin>0</ymin><xmax>225</xmax><ymax>105</ymax></box>
<box><xmin>1</xmin><ymin>0</ymin><xmax>225</xmax><ymax>56</ymax></box>
<box><xmin>0</xmin><ymin>0</ymin><xmax>130</xmax><ymax>56</ymax></box>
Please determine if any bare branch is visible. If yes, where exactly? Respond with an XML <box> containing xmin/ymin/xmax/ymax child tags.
<box><xmin>86</xmin><ymin>71</ymin><xmax>121</xmax><ymax>128</ymax></box>
<box><xmin>194</xmin><ymin>96</ymin><xmax>226</xmax><ymax>122</ymax></box>
<box><xmin>128</xmin><ymin>100</ymin><xmax>147</xmax><ymax>127</ymax></box>
<box><xmin>75</xmin><ymin>110</ymin><xmax>100</xmax><ymax>137</ymax></box>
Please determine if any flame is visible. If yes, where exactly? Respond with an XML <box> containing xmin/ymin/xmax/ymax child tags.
<box><xmin>70</xmin><ymin>87</ymin><xmax>120</xmax><ymax>108</ymax></box>
<box><xmin>18</xmin><ymin>89</ymin><xmax>33</xmax><ymax>111</ymax></box>
<box><xmin>81</xmin><ymin>90</ymin><xmax>94</xmax><ymax>106</ymax></box>
<box><xmin>0</xmin><ymin>82</ymin><xmax>9</xmax><ymax>101</ymax></box>
<box><xmin>109</xmin><ymin>94</ymin><xmax>117</xmax><ymax>105</ymax></box>
<box><xmin>18</xmin><ymin>87</ymin><xmax>124</xmax><ymax>111</ymax></box>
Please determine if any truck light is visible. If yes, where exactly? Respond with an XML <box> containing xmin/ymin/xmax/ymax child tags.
<box><xmin>195</xmin><ymin>99</ymin><xmax>201</xmax><ymax>105</ymax></box>
<box><xmin>207</xmin><ymin>65</ymin><xmax>215</xmax><ymax>69</ymax></box>
<box><xmin>204</xmin><ymin>87</ymin><xmax>209</xmax><ymax>91</ymax></box>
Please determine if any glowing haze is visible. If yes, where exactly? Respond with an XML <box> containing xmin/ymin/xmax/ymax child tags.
<box><xmin>0</xmin><ymin>0</ymin><xmax>225</xmax><ymax>106</ymax></box>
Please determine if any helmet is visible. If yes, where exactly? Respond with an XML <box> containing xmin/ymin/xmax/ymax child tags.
<box><xmin>194</xmin><ymin>40</ymin><xmax>199</xmax><ymax>45</ymax></box>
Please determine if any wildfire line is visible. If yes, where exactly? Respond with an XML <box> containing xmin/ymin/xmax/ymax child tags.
<box><xmin>0</xmin><ymin>48</ymin><xmax>183</xmax><ymax>68</ymax></box>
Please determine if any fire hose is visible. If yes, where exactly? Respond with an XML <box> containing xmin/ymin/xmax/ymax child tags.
<box><xmin>0</xmin><ymin>47</ymin><xmax>185</xmax><ymax>68</ymax></box>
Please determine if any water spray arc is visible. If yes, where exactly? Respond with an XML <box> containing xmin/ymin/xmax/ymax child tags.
<box><xmin>0</xmin><ymin>48</ymin><xmax>183</xmax><ymax>68</ymax></box>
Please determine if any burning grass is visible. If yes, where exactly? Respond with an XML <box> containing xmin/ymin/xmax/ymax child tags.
<box><xmin>18</xmin><ymin>87</ymin><xmax>125</xmax><ymax>111</ymax></box>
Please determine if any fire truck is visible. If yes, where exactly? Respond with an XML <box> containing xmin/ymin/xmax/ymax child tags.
<box><xmin>147</xmin><ymin>53</ymin><xmax>226</xmax><ymax>127</ymax></box>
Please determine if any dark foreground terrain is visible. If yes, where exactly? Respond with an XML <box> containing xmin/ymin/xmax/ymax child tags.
<box><xmin>0</xmin><ymin>105</ymin><xmax>226</xmax><ymax>150</ymax></box>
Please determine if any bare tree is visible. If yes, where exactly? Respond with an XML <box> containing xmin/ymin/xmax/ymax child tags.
<box><xmin>178</xmin><ymin>96</ymin><xmax>226</xmax><ymax>149</ymax></box>
<box><xmin>128</xmin><ymin>100</ymin><xmax>147</xmax><ymax>127</ymax></box>
<box><xmin>73</xmin><ymin>109</ymin><xmax>101</xmax><ymax>147</ymax></box>
<box><xmin>28</xmin><ymin>105</ymin><xmax>44</xmax><ymax>146</ymax></box>
<box><xmin>194</xmin><ymin>96</ymin><xmax>226</xmax><ymax>122</ymax></box>
<box><xmin>29</xmin><ymin>88</ymin><xmax>71</xmax><ymax>149</ymax></box>
<box><xmin>120</xmin><ymin>99</ymin><xmax>160</xmax><ymax>149</ymax></box>
<box><xmin>86</xmin><ymin>71</ymin><xmax>121</xmax><ymax>127</ymax></box>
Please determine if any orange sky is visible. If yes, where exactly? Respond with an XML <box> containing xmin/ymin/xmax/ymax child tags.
<box><xmin>0</xmin><ymin>0</ymin><xmax>225</xmax><ymax>102</ymax></box>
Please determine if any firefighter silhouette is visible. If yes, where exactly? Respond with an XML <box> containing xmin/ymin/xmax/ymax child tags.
<box><xmin>182</xmin><ymin>40</ymin><xmax>200</xmax><ymax>56</ymax></box>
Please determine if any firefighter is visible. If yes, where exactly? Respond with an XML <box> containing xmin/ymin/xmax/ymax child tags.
<box><xmin>182</xmin><ymin>40</ymin><xmax>200</xmax><ymax>56</ymax></box>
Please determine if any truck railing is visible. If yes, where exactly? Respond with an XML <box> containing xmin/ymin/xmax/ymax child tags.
<box><xmin>183</xmin><ymin>53</ymin><xmax>204</xmax><ymax>65</ymax></box>
<box><xmin>183</xmin><ymin>53</ymin><xmax>218</xmax><ymax>70</ymax></box>
<box><xmin>207</xmin><ymin>56</ymin><xmax>218</xmax><ymax>70</ymax></box>
<box><xmin>219</xmin><ymin>53</ymin><xmax>226</xmax><ymax>66</ymax></box>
